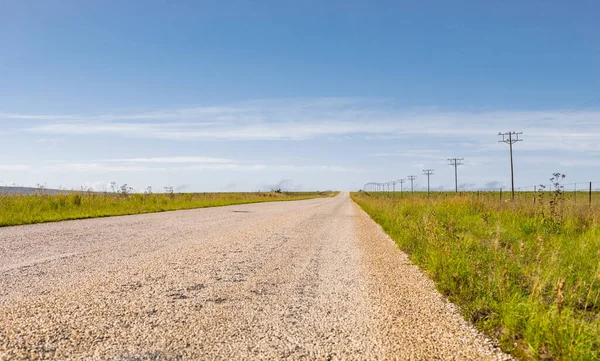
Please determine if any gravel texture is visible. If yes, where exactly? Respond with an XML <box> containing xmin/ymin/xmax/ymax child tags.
<box><xmin>0</xmin><ymin>192</ymin><xmax>511</xmax><ymax>360</ymax></box>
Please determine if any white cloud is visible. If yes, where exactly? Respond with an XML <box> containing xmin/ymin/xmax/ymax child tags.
<box><xmin>35</xmin><ymin>138</ymin><xmax>63</xmax><ymax>144</ymax></box>
<box><xmin>520</xmin><ymin>155</ymin><xmax>600</xmax><ymax>167</ymax></box>
<box><xmin>39</xmin><ymin>160</ymin><xmax>357</xmax><ymax>173</ymax></box>
<box><xmin>43</xmin><ymin>163</ymin><xmax>165</xmax><ymax>173</ymax></box>
<box><xmin>11</xmin><ymin>98</ymin><xmax>599</xmax><ymax>153</ymax></box>
<box><xmin>0</xmin><ymin>165</ymin><xmax>31</xmax><ymax>171</ymax></box>
<box><xmin>106</xmin><ymin>156</ymin><xmax>233</xmax><ymax>164</ymax></box>
<box><xmin>4</xmin><ymin>98</ymin><xmax>600</xmax><ymax>191</ymax></box>
<box><xmin>369</xmin><ymin>150</ymin><xmax>444</xmax><ymax>159</ymax></box>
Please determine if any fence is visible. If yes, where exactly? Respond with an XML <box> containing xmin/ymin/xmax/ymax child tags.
<box><xmin>363</xmin><ymin>181</ymin><xmax>600</xmax><ymax>206</ymax></box>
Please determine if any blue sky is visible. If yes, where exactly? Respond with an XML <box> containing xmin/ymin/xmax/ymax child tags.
<box><xmin>1</xmin><ymin>0</ymin><xmax>599</xmax><ymax>192</ymax></box>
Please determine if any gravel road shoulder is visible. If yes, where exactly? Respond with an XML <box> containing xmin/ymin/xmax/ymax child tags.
<box><xmin>351</xmin><ymin>199</ymin><xmax>511</xmax><ymax>360</ymax></box>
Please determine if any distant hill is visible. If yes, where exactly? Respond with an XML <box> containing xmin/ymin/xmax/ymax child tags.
<box><xmin>0</xmin><ymin>187</ymin><xmax>80</xmax><ymax>195</ymax></box>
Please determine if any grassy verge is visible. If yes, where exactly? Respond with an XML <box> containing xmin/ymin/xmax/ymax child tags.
<box><xmin>351</xmin><ymin>192</ymin><xmax>600</xmax><ymax>360</ymax></box>
<box><xmin>0</xmin><ymin>191</ymin><xmax>336</xmax><ymax>227</ymax></box>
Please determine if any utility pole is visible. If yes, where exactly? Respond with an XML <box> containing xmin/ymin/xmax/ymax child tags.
<box><xmin>498</xmin><ymin>131</ymin><xmax>523</xmax><ymax>200</ymax></box>
<box><xmin>398</xmin><ymin>179</ymin><xmax>405</xmax><ymax>194</ymax></box>
<box><xmin>423</xmin><ymin>169</ymin><xmax>435</xmax><ymax>197</ymax></box>
<box><xmin>447</xmin><ymin>158</ymin><xmax>464</xmax><ymax>193</ymax></box>
<box><xmin>407</xmin><ymin>175</ymin><xmax>417</xmax><ymax>194</ymax></box>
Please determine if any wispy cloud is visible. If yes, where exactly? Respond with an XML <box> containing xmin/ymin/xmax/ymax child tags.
<box><xmin>35</xmin><ymin>138</ymin><xmax>63</xmax><ymax>144</ymax></box>
<box><xmin>10</xmin><ymin>98</ymin><xmax>599</xmax><ymax>152</ymax></box>
<box><xmin>520</xmin><ymin>155</ymin><xmax>600</xmax><ymax>167</ymax></box>
<box><xmin>104</xmin><ymin>156</ymin><xmax>234</xmax><ymax>164</ymax></box>
<box><xmin>4</xmin><ymin>97</ymin><xmax>600</xmax><ymax>191</ymax></box>
<box><xmin>42</xmin><ymin>163</ymin><xmax>166</xmax><ymax>173</ymax></box>
<box><xmin>40</xmin><ymin>159</ymin><xmax>358</xmax><ymax>173</ymax></box>
<box><xmin>0</xmin><ymin>165</ymin><xmax>32</xmax><ymax>171</ymax></box>
<box><xmin>369</xmin><ymin>150</ymin><xmax>444</xmax><ymax>159</ymax></box>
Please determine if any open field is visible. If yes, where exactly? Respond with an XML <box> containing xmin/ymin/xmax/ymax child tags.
<box><xmin>352</xmin><ymin>191</ymin><xmax>600</xmax><ymax>360</ymax></box>
<box><xmin>0</xmin><ymin>191</ymin><xmax>336</xmax><ymax>227</ymax></box>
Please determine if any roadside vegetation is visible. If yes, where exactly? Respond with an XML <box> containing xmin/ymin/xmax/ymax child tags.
<box><xmin>0</xmin><ymin>191</ymin><xmax>336</xmax><ymax>227</ymax></box>
<box><xmin>352</xmin><ymin>177</ymin><xmax>600</xmax><ymax>361</ymax></box>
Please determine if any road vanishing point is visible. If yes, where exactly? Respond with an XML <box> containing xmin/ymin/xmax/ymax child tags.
<box><xmin>0</xmin><ymin>193</ymin><xmax>510</xmax><ymax>360</ymax></box>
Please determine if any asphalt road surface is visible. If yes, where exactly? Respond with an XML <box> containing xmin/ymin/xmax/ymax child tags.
<box><xmin>0</xmin><ymin>192</ymin><xmax>510</xmax><ymax>360</ymax></box>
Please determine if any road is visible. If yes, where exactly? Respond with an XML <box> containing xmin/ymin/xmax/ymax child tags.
<box><xmin>0</xmin><ymin>192</ymin><xmax>510</xmax><ymax>360</ymax></box>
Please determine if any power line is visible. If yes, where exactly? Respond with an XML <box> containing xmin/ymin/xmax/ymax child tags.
<box><xmin>447</xmin><ymin>158</ymin><xmax>464</xmax><ymax>193</ymax></box>
<box><xmin>498</xmin><ymin>131</ymin><xmax>523</xmax><ymax>200</ymax></box>
<box><xmin>512</xmin><ymin>95</ymin><xmax>600</xmax><ymax>130</ymax></box>
<box><xmin>561</xmin><ymin>95</ymin><xmax>600</xmax><ymax>114</ymax></box>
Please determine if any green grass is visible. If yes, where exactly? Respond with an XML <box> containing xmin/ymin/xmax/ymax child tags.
<box><xmin>0</xmin><ymin>191</ymin><xmax>336</xmax><ymax>227</ymax></box>
<box><xmin>351</xmin><ymin>191</ymin><xmax>600</xmax><ymax>361</ymax></box>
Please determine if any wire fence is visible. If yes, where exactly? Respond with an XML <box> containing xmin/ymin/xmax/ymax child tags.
<box><xmin>362</xmin><ymin>181</ymin><xmax>600</xmax><ymax>206</ymax></box>
<box><xmin>514</xmin><ymin>182</ymin><xmax>600</xmax><ymax>192</ymax></box>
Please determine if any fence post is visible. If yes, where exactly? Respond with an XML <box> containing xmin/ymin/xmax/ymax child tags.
<box><xmin>534</xmin><ymin>185</ymin><xmax>536</xmax><ymax>205</ymax></box>
<box><xmin>499</xmin><ymin>188</ymin><xmax>502</xmax><ymax>202</ymax></box>
<box><xmin>590</xmin><ymin>182</ymin><xmax>592</xmax><ymax>207</ymax></box>
<box><xmin>574</xmin><ymin>183</ymin><xmax>577</xmax><ymax>204</ymax></box>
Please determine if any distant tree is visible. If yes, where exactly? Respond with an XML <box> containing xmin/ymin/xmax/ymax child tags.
<box><xmin>35</xmin><ymin>183</ymin><xmax>46</xmax><ymax>195</ymax></box>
